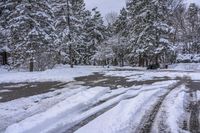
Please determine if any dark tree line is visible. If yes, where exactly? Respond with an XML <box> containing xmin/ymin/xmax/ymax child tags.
<box><xmin>0</xmin><ymin>0</ymin><xmax>200</xmax><ymax>71</ymax></box>
<box><xmin>95</xmin><ymin>0</ymin><xmax>200</xmax><ymax>67</ymax></box>
<box><xmin>0</xmin><ymin>0</ymin><xmax>106</xmax><ymax>71</ymax></box>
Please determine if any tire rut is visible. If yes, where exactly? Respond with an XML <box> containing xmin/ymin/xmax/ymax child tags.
<box><xmin>136</xmin><ymin>80</ymin><xmax>184</xmax><ymax>133</ymax></box>
<box><xmin>63</xmin><ymin>87</ymin><xmax>152</xmax><ymax>133</ymax></box>
<box><xmin>64</xmin><ymin>81</ymin><xmax>181</xmax><ymax>133</ymax></box>
<box><xmin>75</xmin><ymin>72</ymin><xmax>171</xmax><ymax>89</ymax></box>
<box><xmin>189</xmin><ymin>100</ymin><xmax>200</xmax><ymax>133</ymax></box>
<box><xmin>64</xmin><ymin>92</ymin><xmax>144</xmax><ymax>133</ymax></box>
<box><xmin>185</xmin><ymin>81</ymin><xmax>200</xmax><ymax>133</ymax></box>
<box><xmin>64</xmin><ymin>103</ymin><xmax>118</xmax><ymax>133</ymax></box>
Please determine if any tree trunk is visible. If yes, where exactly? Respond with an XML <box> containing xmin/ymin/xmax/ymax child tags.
<box><xmin>121</xmin><ymin>58</ymin><xmax>124</xmax><ymax>67</ymax></box>
<box><xmin>139</xmin><ymin>54</ymin><xmax>142</xmax><ymax>67</ymax></box>
<box><xmin>145</xmin><ymin>59</ymin><xmax>149</xmax><ymax>67</ymax></box>
<box><xmin>155</xmin><ymin>54</ymin><xmax>159</xmax><ymax>65</ymax></box>
<box><xmin>2</xmin><ymin>52</ymin><xmax>7</xmax><ymax>65</ymax></box>
<box><xmin>29</xmin><ymin>58</ymin><xmax>34</xmax><ymax>72</ymax></box>
<box><xmin>139</xmin><ymin>54</ymin><xmax>145</xmax><ymax>67</ymax></box>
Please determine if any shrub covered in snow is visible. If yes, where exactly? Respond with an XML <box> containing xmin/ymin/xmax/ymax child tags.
<box><xmin>177</xmin><ymin>54</ymin><xmax>200</xmax><ymax>63</ymax></box>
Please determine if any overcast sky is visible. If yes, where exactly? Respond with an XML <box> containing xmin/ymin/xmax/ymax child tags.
<box><xmin>186</xmin><ymin>0</ymin><xmax>200</xmax><ymax>5</ymax></box>
<box><xmin>84</xmin><ymin>0</ymin><xmax>200</xmax><ymax>18</ymax></box>
<box><xmin>85</xmin><ymin>0</ymin><xmax>126</xmax><ymax>17</ymax></box>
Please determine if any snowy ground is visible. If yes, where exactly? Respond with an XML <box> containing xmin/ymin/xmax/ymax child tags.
<box><xmin>1</xmin><ymin>64</ymin><xmax>200</xmax><ymax>133</ymax></box>
<box><xmin>0</xmin><ymin>65</ymin><xmax>111</xmax><ymax>83</ymax></box>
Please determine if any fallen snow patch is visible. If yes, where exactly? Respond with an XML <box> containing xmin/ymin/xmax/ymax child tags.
<box><xmin>169</xmin><ymin>63</ymin><xmax>200</xmax><ymax>71</ymax></box>
<box><xmin>5</xmin><ymin>87</ymin><xmax>110</xmax><ymax>133</ymax></box>
<box><xmin>0</xmin><ymin>89</ymin><xmax>12</xmax><ymax>93</ymax></box>
<box><xmin>3</xmin><ymin>84</ymin><xmax>27</xmax><ymax>88</ymax></box>
<box><xmin>0</xmin><ymin>65</ymin><xmax>108</xmax><ymax>83</ymax></box>
<box><xmin>151</xmin><ymin>85</ymin><xmax>187</xmax><ymax>133</ymax></box>
<box><xmin>75</xmin><ymin>81</ymin><xmax>177</xmax><ymax>133</ymax></box>
<box><xmin>0</xmin><ymin>85</ymin><xmax>87</xmax><ymax>132</ymax></box>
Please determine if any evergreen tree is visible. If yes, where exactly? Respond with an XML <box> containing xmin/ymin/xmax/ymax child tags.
<box><xmin>149</xmin><ymin>0</ymin><xmax>175</xmax><ymax>64</ymax></box>
<box><xmin>0</xmin><ymin>0</ymin><xmax>13</xmax><ymax>55</ymax></box>
<box><xmin>91</xmin><ymin>8</ymin><xmax>107</xmax><ymax>45</ymax></box>
<box><xmin>113</xmin><ymin>8</ymin><xmax>129</xmax><ymax>37</ymax></box>
<box><xmin>127</xmin><ymin>0</ymin><xmax>174</xmax><ymax>66</ymax></box>
<box><xmin>4</xmin><ymin>0</ymin><xmax>55</xmax><ymax>71</ymax></box>
<box><xmin>111</xmin><ymin>8</ymin><xmax>129</xmax><ymax>66</ymax></box>
<box><xmin>185</xmin><ymin>3</ymin><xmax>200</xmax><ymax>54</ymax></box>
<box><xmin>51</xmin><ymin>0</ymin><xmax>72</xmax><ymax>65</ymax></box>
<box><xmin>70</xmin><ymin>0</ymin><xmax>90</xmax><ymax>65</ymax></box>
<box><xmin>51</xmin><ymin>0</ymin><xmax>89</xmax><ymax>66</ymax></box>
<box><xmin>87</xmin><ymin>8</ymin><xmax>107</xmax><ymax>65</ymax></box>
<box><xmin>127</xmin><ymin>0</ymin><xmax>152</xmax><ymax>66</ymax></box>
<box><xmin>79</xmin><ymin>10</ymin><xmax>94</xmax><ymax>64</ymax></box>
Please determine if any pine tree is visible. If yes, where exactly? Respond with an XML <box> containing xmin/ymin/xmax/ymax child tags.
<box><xmin>51</xmin><ymin>0</ymin><xmax>90</xmax><ymax>67</ymax></box>
<box><xmin>78</xmin><ymin>10</ymin><xmax>94</xmax><ymax>65</ymax></box>
<box><xmin>51</xmin><ymin>0</ymin><xmax>72</xmax><ymax>66</ymax></box>
<box><xmin>149</xmin><ymin>0</ymin><xmax>174</xmax><ymax>64</ymax></box>
<box><xmin>127</xmin><ymin>0</ymin><xmax>174</xmax><ymax>66</ymax></box>
<box><xmin>70</xmin><ymin>0</ymin><xmax>90</xmax><ymax>65</ymax></box>
<box><xmin>86</xmin><ymin>8</ymin><xmax>107</xmax><ymax>65</ymax></box>
<box><xmin>5</xmin><ymin>0</ymin><xmax>55</xmax><ymax>71</ymax></box>
<box><xmin>127</xmin><ymin>0</ymin><xmax>152</xmax><ymax>66</ymax></box>
<box><xmin>113</xmin><ymin>8</ymin><xmax>129</xmax><ymax>37</ymax></box>
<box><xmin>111</xmin><ymin>8</ymin><xmax>129</xmax><ymax>66</ymax></box>
<box><xmin>0</xmin><ymin>0</ymin><xmax>13</xmax><ymax>59</ymax></box>
<box><xmin>185</xmin><ymin>3</ymin><xmax>200</xmax><ymax>54</ymax></box>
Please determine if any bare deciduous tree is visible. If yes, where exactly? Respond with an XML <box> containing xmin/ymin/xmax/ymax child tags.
<box><xmin>105</xmin><ymin>11</ymin><xmax>118</xmax><ymax>25</ymax></box>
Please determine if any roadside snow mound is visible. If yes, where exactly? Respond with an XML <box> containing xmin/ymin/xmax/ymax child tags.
<box><xmin>169</xmin><ymin>63</ymin><xmax>200</xmax><ymax>71</ymax></box>
<box><xmin>0</xmin><ymin>65</ymin><xmax>107</xmax><ymax>83</ymax></box>
<box><xmin>5</xmin><ymin>87</ymin><xmax>109</xmax><ymax>133</ymax></box>
<box><xmin>0</xmin><ymin>66</ymin><xmax>9</xmax><ymax>74</ymax></box>
<box><xmin>177</xmin><ymin>54</ymin><xmax>200</xmax><ymax>63</ymax></box>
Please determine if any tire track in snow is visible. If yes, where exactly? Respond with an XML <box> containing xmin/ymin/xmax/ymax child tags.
<box><xmin>189</xmin><ymin>99</ymin><xmax>200</xmax><ymax>133</ymax></box>
<box><xmin>64</xmin><ymin>103</ymin><xmax>118</xmax><ymax>133</ymax></box>
<box><xmin>136</xmin><ymin>80</ymin><xmax>184</xmax><ymax>133</ymax></box>
<box><xmin>63</xmin><ymin>88</ymin><xmax>142</xmax><ymax>133</ymax></box>
<box><xmin>185</xmin><ymin>80</ymin><xmax>200</xmax><ymax>133</ymax></box>
<box><xmin>63</xmin><ymin>81</ymin><xmax>175</xmax><ymax>133</ymax></box>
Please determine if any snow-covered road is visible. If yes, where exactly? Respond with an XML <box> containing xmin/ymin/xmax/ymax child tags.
<box><xmin>1</xmin><ymin>65</ymin><xmax>200</xmax><ymax>133</ymax></box>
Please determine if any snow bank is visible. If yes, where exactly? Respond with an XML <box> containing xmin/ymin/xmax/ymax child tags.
<box><xmin>197</xmin><ymin>91</ymin><xmax>200</xmax><ymax>101</ymax></box>
<box><xmin>177</xmin><ymin>54</ymin><xmax>200</xmax><ymax>63</ymax></box>
<box><xmin>169</xmin><ymin>63</ymin><xmax>200</xmax><ymax>71</ymax></box>
<box><xmin>0</xmin><ymin>84</ymin><xmax>87</xmax><ymax>132</ymax></box>
<box><xmin>76</xmin><ymin>90</ymin><xmax>162</xmax><ymax>133</ymax></box>
<box><xmin>104</xmin><ymin>70</ymin><xmax>144</xmax><ymax>77</ymax></box>
<box><xmin>5</xmin><ymin>87</ymin><xmax>109</xmax><ymax>133</ymax></box>
<box><xmin>0</xmin><ymin>89</ymin><xmax>12</xmax><ymax>93</ymax></box>
<box><xmin>3</xmin><ymin>81</ymin><xmax>177</xmax><ymax>133</ymax></box>
<box><xmin>57</xmin><ymin>81</ymin><xmax>176</xmax><ymax>133</ymax></box>
<box><xmin>105</xmin><ymin>70</ymin><xmax>188</xmax><ymax>82</ymax></box>
<box><xmin>0</xmin><ymin>66</ymin><xmax>8</xmax><ymax>74</ymax></box>
<box><xmin>151</xmin><ymin>85</ymin><xmax>187</xmax><ymax>133</ymax></box>
<box><xmin>41</xmin><ymin>86</ymin><xmax>142</xmax><ymax>133</ymax></box>
<box><xmin>75</xmin><ymin>81</ymin><xmax>177</xmax><ymax>133</ymax></box>
<box><xmin>0</xmin><ymin>65</ymin><xmax>108</xmax><ymax>83</ymax></box>
<box><xmin>3</xmin><ymin>84</ymin><xmax>27</xmax><ymax>88</ymax></box>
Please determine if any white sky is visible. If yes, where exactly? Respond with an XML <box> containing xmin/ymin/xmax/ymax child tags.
<box><xmin>85</xmin><ymin>0</ymin><xmax>126</xmax><ymax>17</ymax></box>
<box><xmin>187</xmin><ymin>0</ymin><xmax>200</xmax><ymax>4</ymax></box>
<box><xmin>84</xmin><ymin>0</ymin><xmax>200</xmax><ymax>18</ymax></box>
<box><xmin>185</xmin><ymin>0</ymin><xmax>200</xmax><ymax>5</ymax></box>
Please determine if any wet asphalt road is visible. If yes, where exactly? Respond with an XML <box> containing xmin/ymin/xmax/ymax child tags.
<box><xmin>1</xmin><ymin>69</ymin><xmax>200</xmax><ymax>133</ymax></box>
<box><xmin>0</xmin><ymin>71</ymin><xmax>171</xmax><ymax>103</ymax></box>
<box><xmin>0</xmin><ymin>82</ymin><xmax>67</xmax><ymax>102</ymax></box>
